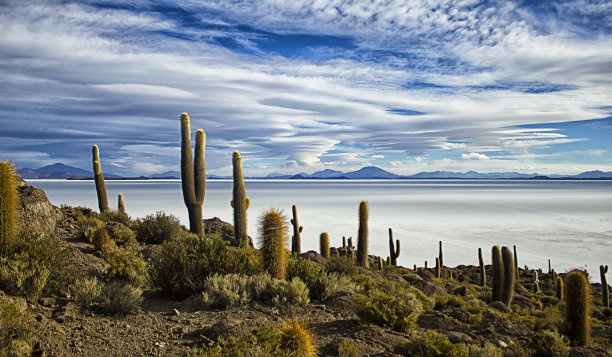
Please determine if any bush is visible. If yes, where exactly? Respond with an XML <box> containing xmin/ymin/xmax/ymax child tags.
<box><xmin>530</xmin><ymin>330</ymin><xmax>569</xmax><ymax>357</ymax></box>
<box><xmin>434</xmin><ymin>294</ymin><xmax>465</xmax><ymax>309</ymax></box>
<box><xmin>151</xmin><ymin>232</ymin><xmax>262</xmax><ymax>295</ymax></box>
<box><xmin>73</xmin><ymin>277</ymin><xmax>103</xmax><ymax>310</ymax></box>
<box><xmin>0</xmin><ymin>298</ymin><xmax>33</xmax><ymax>356</ymax></box>
<box><xmin>108</xmin><ymin>226</ymin><xmax>137</xmax><ymax>246</ymax></box>
<box><xmin>194</xmin><ymin>327</ymin><xmax>282</xmax><ymax>356</ymax></box>
<box><xmin>131</xmin><ymin>211</ymin><xmax>182</xmax><ymax>244</ymax></box>
<box><xmin>468</xmin><ymin>343</ymin><xmax>502</xmax><ymax>357</ymax></box>
<box><xmin>96</xmin><ymin>281</ymin><xmax>142</xmax><ymax>315</ymax></box>
<box><xmin>278</xmin><ymin>319</ymin><xmax>317</xmax><ymax>357</ymax></box>
<box><xmin>77</xmin><ymin>216</ymin><xmax>105</xmax><ymax>242</ymax></box>
<box><xmin>287</xmin><ymin>256</ymin><xmax>323</xmax><ymax>293</ymax></box>
<box><xmin>202</xmin><ymin>273</ymin><xmax>250</xmax><ymax>309</ymax></box>
<box><xmin>338</xmin><ymin>339</ymin><xmax>358</xmax><ymax>357</ymax></box>
<box><xmin>318</xmin><ymin>272</ymin><xmax>356</xmax><ymax>301</ymax></box>
<box><xmin>405</xmin><ymin>330</ymin><xmax>469</xmax><ymax>357</ymax></box>
<box><xmin>104</xmin><ymin>246</ymin><xmax>148</xmax><ymax>288</ymax></box>
<box><xmin>325</xmin><ymin>255</ymin><xmax>357</xmax><ymax>276</ymax></box>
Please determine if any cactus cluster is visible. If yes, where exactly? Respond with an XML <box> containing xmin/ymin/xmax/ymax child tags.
<box><xmin>259</xmin><ymin>209</ymin><xmax>287</xmax><ymax>280</ymax></box>
<box><xmin>491</xmin><ymin>245</ymin><xmax>516</xmax><ymax>306</ymax></box>
<box><xmin>388</xmin><ymin>228</ymin><xmax>400</xmax><ymax>266</ymax></box>
<box><xmin>290</xmin><ymin>205</ymin><xmax>303</xmax><ymax>255</ymax></box>
<box><xmin>231</xmin><ymin>151</ymin><xmax>250</xmax><ymax>247</ymax></box>
<box><xmin>92</xmin><ymin>145</ymin><xmax>109</xmax><ymax>214</ymax></box>
<box><xmin>0</xmin><ymin>160</ymin><xmax>19</xmax><ymax>249</ymax></box>
<box><xmin>180</xmin><ymin>113</ymin><xmax>206</xmax><ymax>235</ymax></box>
<box><xmin>357</xmin><ymin>200</ymin><xmax>369</xmax><ymax>268</ymax></box>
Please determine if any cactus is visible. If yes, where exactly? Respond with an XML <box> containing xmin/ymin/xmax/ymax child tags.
<box><xmin>0</xmin><ymin>160</ymin><xmax>19</xmax><ymax>249</ymax></box>
<box><xmin>478</xmin><ymin>248</ymin><xmax>486</xmax><ymax>287</ymax></box>
<box><xmin>378</xmin><ymin>256</ymin><xmax>384</xmax><ymax>271</ymax></box>
<box><xmin>548</xmin><ymin>259</ymin><xmax>551</xmax><ymax>274</ymax></box>
<box><xmin>600</xmin><ymin>265</ymin><xmax>609</xmax><ymax>308</ymax></box>
<box><xmin>290</xmin><ymin>205</ymin><xmax>303</xmax><ymax>254</ymax></box>
<box><xmin>319</xmin><ymin>232</ymin><xmax>330</xmax><ymax>259</ymax></box>
<box><xmin>118</xmin><ymin>193</ymin><xmax>126</xmax><ymax>214</ymax></box>
<box><xmin>92</xmin><ymin>227</ymin><xmax>111</xmax><ymax>252</ymax></box>
<box><xmin>533</xmin><ymin>271</ymin><xmax>540</xmax><ymax>293</ymax></box>
<box><xmin>435</xmin><ymin>257</ymin><xmax>441</xmax><ymax>278</ymax></box>
<box><xmin>388</xmin><ymin>228</ymin><xmax>400</xmax><ymax>266</ymax></box>
<box><xmin>231</xmin><ymin>151</ymin><xmax>250</xmax><ymax>247</ymax></box>
<box><xmin>342</xmin><ymin>236</ymin><xmax>346</xmax><ymax>249</ymax></box>
<box><xmin>92</xmin><ymin>145</ymin><xmax>110</xmax><ymax>213</ymax></box>
<box><xmin>180</xmin><ymin>113</ymin><xmax>205</xmax><ymax>235</ymax></box>
<box><xmin>259</xmin><ymin>209</ymin><xmax>287</xmax><ymax>280</ymax></box>
<box><xmin>347</xmin><ymin>237</ymin><xmax>353</xmax><ymax>249</ymax></box>
<box><xmin>424</xmin><ymin>261</ymin><xmax>428</xmax><ymax>269</ymax></box>
<box><xmin>564</xmin><ymin>270</ymin><xmax>591</xmax><ymax>346</ymax></box>
<box><xmin>413</xmin><ymin>264</ymin><xmax>417</xmax><ymax>271</ymax></box>
<box><xmin>356</xmin><ymin>200</ymin><xmax>369</xmax><ymax>268</ymax></box>
<box><xmin>501</xmin><ymin>246</ymin><xmax>515</xmax><ymax>306</ymax></box>
<box><xmin>513</xmin><ymin>245</ymin><xmax>519</xmax><ymax>280</ymax></box>
<box><xmin>438</xmin><ymin>240</ymin><xmax>443</xmax><ymax>267</ymax></box>
<box><xmin>491</xmin><ymin>245</ymin><xmax>504</xmax><ymax>303</ymax></box>
<box><xmin>449</xmin><ymin>269</ymin><xmax>453</xmax><ymax>280</ymax></box>
<box><xmin>556</xmin><ymin>276</ymin><xmax>564</xmax><ymax>301</ymax></box>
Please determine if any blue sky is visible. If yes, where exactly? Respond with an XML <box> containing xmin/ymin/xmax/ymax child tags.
<box><xmin>0</xmin><ymin>0</ymin><xmax>611</xmax><ymax>176</ymax></box>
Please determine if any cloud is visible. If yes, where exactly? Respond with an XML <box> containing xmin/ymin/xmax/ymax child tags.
<box><xmin>461</xmin><ymin>152</ymin><xmax>489</xmax><ymax>160</ymax></box>
<box><xmin>371</xmin><ymin>154</ymin><xmax>385</xmax><ymax>159</ymax></box>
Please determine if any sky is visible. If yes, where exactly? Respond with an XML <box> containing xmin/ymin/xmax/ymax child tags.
<box><xmin>0</xmin><ymin>0</ymin><xmax>611</xmax><ymax>177</ymax></box>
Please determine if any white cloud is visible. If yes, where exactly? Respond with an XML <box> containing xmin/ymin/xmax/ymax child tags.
<box><xmin>461</xmin><ymin>152</ymin><xmax>489</xmax><ymax>160</ymax></box>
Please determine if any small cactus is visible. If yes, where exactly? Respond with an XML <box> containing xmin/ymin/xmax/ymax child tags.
<box><xmin>231</xmin><ymin>151</ymin><xmax>250</xmax><ymax>247</ymax></box>
<box><xmin>92</xmin><ymin>145</ymin><xmax>109</xmax><ymax>214</ymax></box>
<box><xmin>438</xmin><ymin>240</ymin><xmax>443</xmax><ymax>268</ymax></box>
<box><xmin>435</xmin><ymin>257</ymin><xmax>440</xmax><ymax>278</ymax></box>
<box><xmin>356</xmin><ymin>201</ymin><xmax>369</xmax><ymax>268</ymax></box>
<box><xmin>501</xmin><ymin>246</ymin><xmax>515</xmax><ymax>306</ymax></box>
<box><xmin>564</xmin><ymin>270</ymin><xmax>591</xmax><ymax>346</ymax></box>
<box><xmin>600</xmin><ymin>265</ymin><xmax>609</xmax><ymax>308</ymax></box>
<box><xmin>491</xmin><ymin>245</ymin><xmax>504</xmax><ymax>302</ymax></box>
<box><xmin>556</xmin><ymin>276</ymin><xmax>564</xmax><ymax>301</ymax></box>
<box><xmin>279</xmin><ymin>319</ymin><xmax>317</xmax><ymax>357</ymax></box>
<box><xmin>319</xmin><ymin>232</ymin><xmax>330</xmax><ymax>259</ymax></box>
<box><xmin>388</xmin><ymin>228</ymin><xmax>400</xmax><ymax>266</ymax></box>
<box><xmin>118</xmin><ymin>193</ymin><xmax>126</xmax><ymax>214</ymax></box>
<box><xmin>259</xmin><ymin>209</ymin><xmax>287</xmax><ymax>280</ymax></box>
<box><xmin>548</xmin><ymin>259</ymin><xmax>551</xmax><ymax>274</ymax></box>
<box><xmin>478</xmin><ymin>248</ymin><xmax>486</xmax><ymax>287</ymax></box>
<box><xmin>92</xmin><ymin>227</ymin><xmax>112</xmax><ymax>252</ymax></box>
<box><xmin>180</xmin><ymin>113</ymin><xmax>205</xmax><ymax>235</ymax></box>
<box><xmin>533</xmin><ymin>271</ymin><xmax>540</xmax><ymax>293</ymax></box>
<box><xmin>513</xmin><ymin>245</ymin><xmax>519</xmax><ymax>280</ymax></box>
<box><xmin>347</xmin><ymin>237</ymin><xmax>353</xmax><ymax>249</ymax></box>
<box><xmin>0</xmin><ymin>160</ymin><xmax>19</xmax><ymax>249</ymax></box>
<box><xmin>378</xmin><ymin>256</ymin><xmax>384</xmax><ymax>271</ymax></box>
<box><xmin>290</xmin><ymin>205</ymin><xmax>303</xmax><ymax>254</ymax></box>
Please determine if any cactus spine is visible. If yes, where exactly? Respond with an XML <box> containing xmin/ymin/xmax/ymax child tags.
<box><xmin>600</xmin><ymin>265</ymin><xmax>609</xmax><ymax>308</ymax></box>
<box><xmin>92</xmin><ymin>145</ymin><xmax>109</xmax><ymax>214</ymax></box>
<box><xmin>478</xmin><ymin>248</ymin><xmax>486</xmax><ymax>287</ymax></box>
<box><xmin>564</xmin><ymin>270</ymin><xmax>591</xmax><ymax>346</ymax></box>
<box><xmin>388</xmin><ymin>228</ymin><xmax>400</xmax><ymax>266</ymax></box>
<box><xmin>357</xmin><ymin>200</ymin><xmax>369</xmax><ymax>268</ymax></box>
<box><xmin>231</xmin><ymin>151</ymin><xmax>250</xmax><ymax>247</ymax></box>
<box><xmin>319</xmin><ymin>232</ymin><xmax>330</xmax><ymax>259</ymax></box>
<box><xmin>438</xmin><ymin>241</ymin><xmax>443</xmax><ymax>268</ymax></box>
<box><xmin>290</xmin><ymin>205</ymin><xmax>303</xmax><ymax>254</ymax></box>
<box><xmin>180</xmin><ymin>113</ymin><xmax>205</xmax><ymax>235</ymax></box>
<box><xmin>491</xmin><ymin>245</ymin><xmax>504</xmax><ymax>303</ymax></box>
<box><xmin>118</xmin><ymin>193</ymin><xmax>126</xmax><ymax>214</ymax></box>
<box><xmin>0</xmin><ymin>160</ymin><xmax>19</xmax><ymax>249</ymax></box>
<box><xmin>556</xmin><ymin>276</ymin><xmax>564</xmax><ymax>301</ymax></box>
<box><xmin>513</xmin><ymin>245</ymin><xmax>519</xmax><ymax>280</ymax></box>
<box><xmin>259</xmin><ymin>209</ymin><xmax>287</xmax><ymax>280</ymax></box>
<box><xmin>501</xmin><ymin>246</ymin><xmax>515</xmax><ymax>305</ymax></box>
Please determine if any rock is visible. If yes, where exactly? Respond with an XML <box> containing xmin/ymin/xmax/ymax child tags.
<box><xmin>514</xmin><ymin>283</ymin><xmax>529</xmax><ymax>295</ymax></box>
<box><xmin>402</xmin><ymin>274</ymin><xmax>423</xmax><ymax>284</ymax></box>
<box><xmin>204</xmin><ymin>217</ymin><xmax>253</xmax><ymax>247</ymax></box>
<box><xmin>412</xmin><ymin>280</ymin><xmax>448</xmax><ymax>296</ymax></box>
<box><xmin>417</xmin><ymin>269</ymin><xmax>434</xmax><ymax>280</ymax></box>
<box><xmin>417</xmin><ymin>310</ymin><xmax>466</xmax><ymax>331</ymax></box>
<box><xmin>444</xmin><ymin>331</ymin><xmax>474</xmax><ymax>344</ymax></box>
<box><xmin>299</xmin><ymin>251</ymin><xmax>325</xmax><ymax>264</ymax></box>
<box><xmin>512</xmin><ymin>294</ymin><xmax>534</xmax><ymax>310</ymax></box>
<box><xmin>17</xmin><ymin>178</ymin><xmax>62</xmax><ymax>236</ymax></box>
<box><xmin>489</xmin><ymin>301</ymin><xmax>512</xmax><ymax>313</ymax></box>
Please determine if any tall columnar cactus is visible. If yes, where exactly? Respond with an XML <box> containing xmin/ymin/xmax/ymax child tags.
<box><xmin>600</xmin><ymin>265</ymin><xmax>609</xmax><ymax>308</ymax></box>
<box><xmin>533</xmin><ymin>271</ymin><xmax>540</xmax><ymax>293</ymax></box>
<box><xmin>378</xmin><ymin>257</ymin><xmax>384</xmax><ymax>271</ymax></box>
<box><xmin>0</xmin><ymin>160</ymin><xmax>19</xmax><ymax>249</ymax></box>
<box><xmin>259</xmin><ymin>209</ymin><xmax>287</xmax><ymax>280</ymax></box>
<box><xmin>118</xmin><ymin>193</ymin><xmax>126</xmax><ymax>214</ymax></box>
<box><xmin>435</xmin><ymin>257</ymin><xmax>441</xmax><ymax>278</ymax></box>
<box><xmin>92</xmin><ymin>145</ymin><xmax>109</xmax><ymax>214</ymax></box>
<box><xmin>357</xmin><ymin>200</ymin><xmax>369</xmax><ymax>268</ymax></box>
<box><xmin>548</xmin><ymin>259</ymin><xmax>551</xmax><ymax>274</ymax></box>
<box><xmin>438</xmin><ymin>241</ymin><xmax>443</xmax><ymax>268</ymax></box>
<box><xmin>342</xmin><ymin>236</ymin><xmax>346</xmax><ymax>249</ymax></box>
<box><xmin>564</xmin><ymin>270</ymin><xmax>591</xmax><ymax>346</ymax></box>
<box><xmin>319</xmin><ymin>232</ymin><xmax>330</xmax><ymax>259</ymax></box>
<box><xmin>290</xmin><ymin>205</ymin><xmax>303</xmax><ymax>254</ymax></box>
<box><xmin>501</xmin><ymin>246</ymin><xmax>515</xmax><ymax>306</ymax></box>
<box><xmin>231</xmin><ymin>151</ymin><xmax>250</xmax><ymax>247</ymax></box>
<box><xmin>513</xmin><ymin>245</ymin><xmax>519</xmax><ymax>280</ymax></box>
<box><xmin>556</xmin><ymin>276</ymin><xmax>564</xmax><ymax>301</ymax></box>
<box><xmin>388</xmin><ymin>228</ymin><xmax>400</xmax><ymax>266</ymax></box>
<box><xmin>180</xmin><ymin>113</ymin><xmax>205</xmax><ymax>235</ymax></box>
<box><xmin>491</xmin><ymin>245</ymin><xmax>504</xmax><ymax>302</ymax></box>
<box><xmin>478</xmin><ymin>248</ymin><xmax>486</xmax><ymax>287</ymax></box>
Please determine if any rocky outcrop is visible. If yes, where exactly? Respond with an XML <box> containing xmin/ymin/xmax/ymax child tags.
<box><xmin>16</xmin><ymin>178</ymin><xmax>62</xmax><ymax>236</ymax></box>
<box><xmin>204</xmin><ymin>217</ymin><xmax>253</xmax><ymax>247</ymax></box>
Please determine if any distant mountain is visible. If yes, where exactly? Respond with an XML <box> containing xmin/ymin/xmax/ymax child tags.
<box><xmin>18</xmin><ymin>163</ymin><xmax>122</xmax><ymax>179</ymax></box>
<box><xmin>309</xmin><ymin>169</ymin><xmax>344</xmax><ymax>178</ymax></box>
<box><xmin>148</xmin><ymin>171</ymin><xmax>180</xmax><ymax>179</ymax></box>
<box><xmin>570</xmin><ymin>170</ymin><xmax>612</xmax><ymax>179</ymax></box>
<box><xmin>404</xmin><ymin>170</ymin><xmax>538</xmax><ymax>179</ymax></box>
<box><xmin>343</xmin><ymin>166</ymin><xmax>400</xmax><ymax>179</ymax></box>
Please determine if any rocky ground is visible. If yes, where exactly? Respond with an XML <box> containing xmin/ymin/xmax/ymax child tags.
<box><xmin>2</xmin><ymin>180</ymin><xmax>611</xmax><ymax>356</ymax></box>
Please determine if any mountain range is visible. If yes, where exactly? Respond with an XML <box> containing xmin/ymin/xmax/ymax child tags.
<box><xmin>17</xmin><ymin>163</ymin><xmax>612</xmax><ymax>180</ymax></box>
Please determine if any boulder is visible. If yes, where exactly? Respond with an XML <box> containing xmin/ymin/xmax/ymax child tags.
<box><xmin>17</xmin><ymin>178</ymin><xmax>62</xmax><ymax>236</ymax></box>
<box><xmin>204</xmin><ymin>217</ymin><xmax>253</xmax><ymax>247</ymax></box>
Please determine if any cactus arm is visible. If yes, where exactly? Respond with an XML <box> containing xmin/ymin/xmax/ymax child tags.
<box><xmin>194</xmin><ymin>129</ymin><xmax>206</xmax><ymax>205</ymax></box>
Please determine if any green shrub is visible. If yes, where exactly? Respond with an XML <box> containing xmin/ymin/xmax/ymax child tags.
<box><xmin>434</xmin><ymin>294</ymin><xmax>465</xmax><ymax>309</ymax></box>
<box><xmin>104</xmin><ymin>246</ymin><xmax>148</xmax><ymax>288</ymax></box>
<box><xmin>108</xmin><ymin>226</ymin><xmax>137</xmax><ymax>246</ymax></box>
<box><xmin>131</xmin><ymin>211</ymin><xmax>182</xmax><ymax>244</ymax></box>
<box><xmin>151</xmin><ymin>232</ymin><xmax>262</xmax><ymax>295</ymax></box>
<box><xmin>318</xmin><ymin>272</ymin><xmax>356</xmax><ymax>301</ymax></box>
<box><xmin>194</xmin><ymin>327</ymin><xmax>282</xmax><ymax>356</ymax></box>
<box><xmin>0</xmin><ymin>298</ymin><xmax>33</xmax><ymax>356</ymax></box>
<box><xmin>100</xmin><ymin>210</ymin><xmax>131</xmax><ymax>225</ymax></box>
<box><xmin>73</xmin><ymin>277</ymin><xmax>103</xmax><ymax>310</ymax></box>
<box><xmin>406</xmin><ymin>330</ymin><xmax>469</xmax><ymax>357</ymax></box>
<box><xmin>96</xmin><ymin>281</ymin><xmax>142</xmax><ymax>315</ymax></box>
<box><xmin>77</xmin><ymin>216</ymin><xmax>105</xmax><ymax>242</ymax></box>
<box><xmin>530</xmin><ymin>330</ymin><xmax>569</xmax><ymax>357</ymax></box>
<box><xmin>325</xmin><ymin>255</ymin><xmax>357</xmax><ymax>276</ymax></box>
<box><xmin>338</xmin><ymin>339</ymin><xmax>358</xmax><ymax>357</ymax></box>
<box><xmin>202</xmin><ymin>273</ymin><xmax>250</xmax><ymax>309</ymax></box>
<box><xmin>468</xmin><ymin>343</ymin><xmax>502</xmax><ymax>357</ymax></box>
<box><xmin>287</xmin><ymin>256</ymin><xmax>323</xmax><ymax>293</ymax></box>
